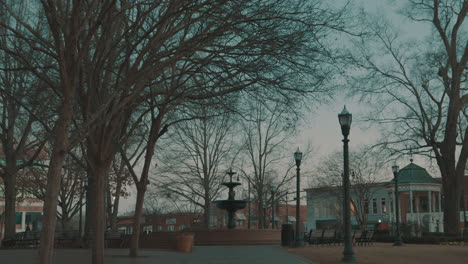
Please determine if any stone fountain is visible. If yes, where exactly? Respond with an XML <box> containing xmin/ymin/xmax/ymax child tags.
<box><xmin>213</xmin><ymin>169</ymin><xmax>250</xmax><ymax>229</ymax></box>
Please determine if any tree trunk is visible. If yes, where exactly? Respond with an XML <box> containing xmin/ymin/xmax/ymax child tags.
<box><xmin>84</xmin><ymin>175</ymin><xmax>95</xmax><ymax>245</ymax></box>
<box><xmin>442</xmin><ymin>176</ymin><xmax>461</xmax><ymax>235</ymax></box>
<box><xmin>258</xmin><ymin>198</ymin><xmax>264</xmax><ymax>229</ymax></box>
<box><xmin>91</xmin><ymin>164</ymin><xmax>108</xmax><ymax>264</ymax></box>
<box><xmin>61</xmin><ymin>217</ymin><xmax>71</xmax><ymax>231</ymax></box>
<box><xmin>130</xmin><ymin>186</ymin><xmax>145</xmax><ymax>257</ymax></box>
<box><xmin>437</xmin><ymin>148</ymin><xmax>462</xmax><ymax>236</ymax></box>
<box><xmin>3</xmin><ymin>171</ymin><xmax>17</xmax><ymax>238</ymax></box>
<box><xmin>39</xmin><ymin>99</ymin><xmax>73</xmax><ymax>264</ymax></box>
<box><xmin>204</xmin><ymin>199</ymin><xmax>211</xmax><ymax>229</ymax></box>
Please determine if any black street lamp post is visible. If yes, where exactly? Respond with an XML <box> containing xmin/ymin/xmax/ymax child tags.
<box><xmin>294</xmin><ymin>148</ymin><xmax>303</xmax><ymax>247</ymax></box>
<box><xmin>392</xmin><ymin>164</ymin><xmax>404</xmax><ymax>246</ymax></box>
<box><xmin>248</xmin><ymin>178</ymin><xmax>251</xmax><ymax>229</ymax></box>
<box><xmin>338</xmin><ymin>106</ymin><xmax>356</xmax><ymax>263</ymax></box>
<box><xmin>271</xmin><ymin>184</ymin><xmax>277</xmax><ymax>229</ymax></box>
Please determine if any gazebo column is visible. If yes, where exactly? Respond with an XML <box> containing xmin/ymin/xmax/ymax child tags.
<box><xmin>438</xmin><ymin>192</ymin><xmax>442</xmax><ymax>212</ymax></box>
<box><xmin>415</xmin><ymin>191</ymin><xmax>421</xmax><ymax>227</ymax></box>
<box><xmin>428</xmin><ymin>190</ymin><xmax>432</xmax><ymax>232</ymax></box>
<box><xmin>409</xmin><ymin>190</ymin><xmax>414</xmax><ymax>223</ymax></box>
<box><xmin>409</xmin><ymin>190</ymin><xmax>414</xmax><ymax>213</ymax></box>
<box><xmin>427</xmin><ymin>191</ymin><xmax>432</xmax><ymax>213</ymax></box>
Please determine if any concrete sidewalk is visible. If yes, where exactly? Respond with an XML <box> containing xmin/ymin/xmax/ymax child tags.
<box><xmin>0</xmin><ymin>245</ymin><xmax>314</xmax><ymax>264</ymax></box>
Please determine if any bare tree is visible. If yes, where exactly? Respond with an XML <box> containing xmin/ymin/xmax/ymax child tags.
<box><xmin>22</xmin><ymin>150</ymin><xmax>86</xmax><ymax>231</ymax></box>
<box><xmin>346</xmin><ymin>0</ymin><xmax>467</xmax><ymax>234</ymax></box>
<box><xmin>155</xmin><ymin>109</ymin><xmax>234</xmax><ymax>229</ymax></box>
<box><xmin>312</xmin><ymin>147</ymin><xmax>387</xmax><ymax>230</ymax></box>
<box><xmin>0</xmin><ymin>0</ymin><xmax>48</xmax><ymax>238</ymax></box>
<box><xmin>106</xmin><ymin>155</ymin><xmax>132</xmax><ymax>230</ymax></box>
<box><xmin>237</xmin><ymin>98</ymin><xmax>300</xmax><ymax>229</ymax></box>
<box><xmin>0</xmin><ymin>0</ymin><xmax>352</xmax><ymax>262</ymax></box>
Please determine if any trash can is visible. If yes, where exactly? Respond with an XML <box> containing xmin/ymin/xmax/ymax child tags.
<box><xmin>281</xmin><ymin>224</ymin><xmax>294</xmax><ymax>247</ymax></box>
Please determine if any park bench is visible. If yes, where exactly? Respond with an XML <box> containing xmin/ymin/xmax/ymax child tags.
<box><xmin>360</xmin><ymin>230</ymin><xmax>375</xmax><ymax>246</ymax></box>
<box><xmin>331</xmin><ymin>231</ymin><xmax>344</xmax><ymax>246</ymax></box>
<box><xmin>322</xmin><ymin>229</ymin><xmax>336</xmax><ymax>245</ymax></box>
<box><xmin>353</xmin><ymin>230</ymin><xmax>364</xmax><ymax>246</ymax></box>
<box><xmin>307</xmin><ymin>229</ymin><xmax>324</xmax><ymax>246</ymax></box>
<box><xmin>1</xmin><ymin>231</ymin><xmax>40</xmax><ymax>248</ymax></box>
<box><xmin>54</xmin><ymin>231</ymin><xmax>81</xmax><ymax>248</ymax></box>
<box><xmin>105</xmin><ymin>230</ymin><xmax>125</xmax><ymax>248</ymax></box>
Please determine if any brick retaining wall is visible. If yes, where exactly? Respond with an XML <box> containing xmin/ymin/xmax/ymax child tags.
<box><xmin>114</xmin><ymin>230</ymin><xmax>281</xmax><ymax>249</ymax></box>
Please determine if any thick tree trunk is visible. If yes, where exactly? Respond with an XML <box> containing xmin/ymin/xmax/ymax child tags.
<box><xmin>91</xmin><ymin>164</ymin><xmax>107</xmax><ymax>264</ymax></box>
<box><xmin>258</xmin><ymin>198</ymin><xmax>264</xmax><ymax>229</ymax></box>
<box><xmin>437</xmin><ymin>143</ymin><xmax>463</xmax><ymax>236</ymax></box>
<box><xmin>84</xmin><ymin>175</ymin><xmax>95</xmax><ymax>245</ymax></box>
<box><xmin>204</xmin><ymin>199</ymin><xmax>211</xmax><ymax>229</ymax></box>
<box><xmin>38</xmin><ymin>99</ymin><xmax>73</xmax><ymax>264</ymax></box>
<box><xmin>61</xmin><ymin>217</ymin><xmax>71</xmax><ymax>231</ymax></box>
<box><xmin>130</xmin><ymin>186</ymin><xmax>145</xmax><ymax>257</ymax></box>
<box><xmin>442</xmin><ymin>174</ymin><xmax>461</xmax><ymax>235</ymax></box>
<box><xmin>3</xmin><ymin>171</ymin><xmax>17</xmax><ymax>238</ymax></box>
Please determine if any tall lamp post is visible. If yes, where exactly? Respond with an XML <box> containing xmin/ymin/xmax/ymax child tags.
<box><xmin>392</xmin><ymin>164</ymin><xmax>404</xmax><ymax>246</ymax></box>
<box><xmin>338</xmin><ymin>106</ymin><xmax>356</xmax><ymax>263</ymax></box>
<box><xmin>248</xmin><ymin>177</ymin><xmax>251</xmax><ymax>229</ymax></box>
<box><xmin>294</xmin><ymin>148</ymin><xmax>303</xmax><ymax>247</ymax></box>
<box><xmin>270</xmin><ymin>184</ymin><xmax>277</xmax><ymax>229</ymax></box>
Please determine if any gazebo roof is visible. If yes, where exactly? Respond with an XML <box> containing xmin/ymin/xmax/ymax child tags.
<box><xmin>389</xmin><ymin>163</ymin><xmax>439</xmax><ymax>184</ymax></box>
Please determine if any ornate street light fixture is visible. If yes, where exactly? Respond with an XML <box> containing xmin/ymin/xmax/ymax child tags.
<box><xmin>338</xmin><ymin>106</ymin><xmax>357</xmax><ymax>263</ymax></box>
<box><xmin>294</xmin><ymin>148</ymin><xmax>303</xmax><ymax>246</ymax></box>
<box><xmin>392</xmin><ymin>164</ymin><xmax>404</xmax><ymax>246</ymax></box>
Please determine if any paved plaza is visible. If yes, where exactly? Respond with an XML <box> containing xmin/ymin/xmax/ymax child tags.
<box><xmin>0</xmin><ymin>245</ymin><xmax>312</xmax><ymax>264</ymax></box>
<box><xmin>288</xmin><ymin>243</ymin><xmax>468</xmax><ymax>264</ymax></box>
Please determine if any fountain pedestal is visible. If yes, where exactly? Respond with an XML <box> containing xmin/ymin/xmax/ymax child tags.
<box><xmin>213</xmin><ymin>169</ymin><xmax>249</xmax><ymax>229</ymax></box>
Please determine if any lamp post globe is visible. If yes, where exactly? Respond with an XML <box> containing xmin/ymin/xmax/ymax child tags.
<box><xmin>294</xmin><ymin>148</ymin><xmax>302</xmax><ymax>247</ymax></box>
<box><xmin>392</xmin><ymin>164</ymin><xmax>404</xmax><ymax>246</ymax></box>
<box><xmin>338</xmin><ymin>106</ymin><xmax>356</xmax><ymax>263</ymax></box>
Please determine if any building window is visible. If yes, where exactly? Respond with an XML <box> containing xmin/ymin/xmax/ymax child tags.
<box><xmin>236</xmin><ymin>220</ymin><xmax>243</xmax><ymax>227</ymax></box>
<box><xmin>329</xmin><ymin>201</ymin><xmax>335</xmax><ymax>217</ymax></box>
<box><xmin>210</xmin><ymin>215</ymin><xmax>216</xmax><ymax>227</ymax></box>
<box><xmin>313</xmin><ymin>202</ymin><xmax>319</xmax><ymax>217</ymax></box>
<box><xmin>322</xmin><ymin>201</ymin><xmax>327</xmax><ymax>217</ymax></box>
<box><xmin>15</xmin><ymin>212</ymin><xmax>22</xmax><ymax>224</ymax></box>
<box><xmin>179</xmin><ymin>225</ymin><xmax>185</xmax><ymax>231</ymax></box>
<box><xmin>127</xmin><ymin>226</ymin><xmax>133</xmax><ymax>235</ymax></box>
<box><xmin>166</xmin><ymin>218</ymin><xmax>176</xmax><ymax>224</ymax></box>
<box><xmin>168</xmin><ymin>225</ymin><xmax>174</xmax><ymax>231</ymax></box>
<box><xmin>372</xmin><ymin>198</ymin><xmax>378</xmax><ymax>214</ymax></box>
<box><xmin>157</xmin><ymin>226</ymin><xmax>163</xmax><ymax>231</ymax></box>
<box><xmin>364</xmin><ymin>199</ymin><xmax>369</xmax><ymax>214</ymax></box>
<box><xmin>381</xmin><ymin>198</ymin><xmax>386</xmax><ymax>214</ymax></box>
<box><xmin>143</xmin><ymin>225</ymin><xmax>153</xmax><ymax>234</ymax></box>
